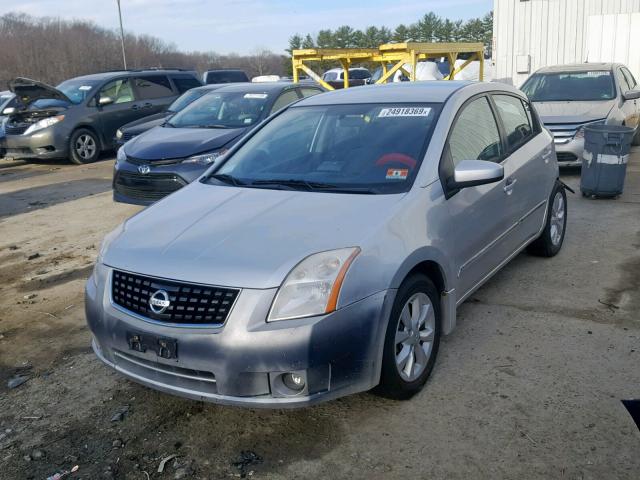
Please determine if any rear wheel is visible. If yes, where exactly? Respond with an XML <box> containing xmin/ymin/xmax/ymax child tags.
<box><xmin>527</xmin><ymin>182</ymin><xmax>567</xmax><ymax>257</ymax></box>
<box><xmin>375</xmin><ymin>274</ymin><xmax>441</xmax><ymax>400</ymax></box>
<box><xmin>69</xmin><ymin>128</ymin><xmax>100</xmax><ymax>164</ymax></box>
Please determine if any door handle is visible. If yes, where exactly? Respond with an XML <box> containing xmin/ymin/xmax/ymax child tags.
<box><xmin>143</xmin><ymin>102</ymin><xmax>153</xmax><ymax>109</ymax></box>
<box><xmin>131</xmin><ymin>104</ymin><xmax>140</xmax><ymax>110</ymax></box>
<box><xmin>503</xmin><ymin>177</ymin><xmax>517</xmax><ymax>195</ymax></box>
<box><xmin>541</xmin><ymin>150</ymin><xmax>553</xmax><ymax>163</ymax></box>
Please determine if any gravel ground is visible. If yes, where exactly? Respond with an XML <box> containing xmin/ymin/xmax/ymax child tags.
<box><xmin>0</xmin><ymin>151</ymin><xmax>638</xmax><ymax>480</ymax></box>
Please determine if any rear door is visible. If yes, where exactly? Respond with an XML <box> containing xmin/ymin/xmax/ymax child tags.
<box><xmin>132</xmin><ymin>75</ymin><xmax>177</xmax><ymax>115</ymax></box>
<box><xmin>491</xmin><ymin>93</ymin><xmax>551</xmax><ymax>250</ymax></box>
<box><xmin>95</xmin><ymin>77</ymin><xmax>139</xmax><ymax>147</ymax></box>
<box><xmin>442</xmin><ymin>95</ymin><xmax>514</xmax><ymax>298</ymax></box>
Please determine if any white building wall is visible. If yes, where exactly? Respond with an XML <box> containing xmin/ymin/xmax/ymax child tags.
<box><xmin>493</xmin><ymin>0</ymin><xmax>640</xmax><ymax>86</ymax></box>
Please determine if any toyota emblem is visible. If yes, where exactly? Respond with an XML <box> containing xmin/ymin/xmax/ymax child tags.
<box><xmin>149</xmin><ymin>289</ymin><xmax>170</xmax><ymax>314</ymax></box>
<box><xmin>138</xmin><ymin>164</ymin><xmax>151</xmax><ymax>175</ymax></box>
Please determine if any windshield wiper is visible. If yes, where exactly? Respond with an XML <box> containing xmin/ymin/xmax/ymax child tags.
<box><xmin>201</xmin><ymin>124</ymin><xmax>231</xmax><ymax>129</ymax></box>
<box><xmin>208</xmin><ymin>173</ymin><xmax>246</xmax><ymax>186</ymax></box>
<box><xmin>249</xmin><ymin>179</ymin><xmax>379</xmax><ymax>194</ymax></box>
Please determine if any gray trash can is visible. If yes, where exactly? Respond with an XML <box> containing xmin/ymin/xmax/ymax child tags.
<box><xmin>581</xmin><ymin>124</ymin><xmax>634</xmax><ymax>197</ymax></box>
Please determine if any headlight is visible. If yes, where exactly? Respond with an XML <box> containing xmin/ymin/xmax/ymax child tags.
<box><xmin>116</xmin><ymin>146</ymin><xmax>126</xmax><ymax>163</ymax></box>
<box><xmin>90</xmin><ymin>261</ymin><xmax>108</xmax><ymax>287</ymax></box>
<box><xmin>182</xmin><ymin>149</ymin><xmax>227</xmax><ymax>165</ymax></box>
<box><xmin>23</xmin><ymin>115</ymin><xmax>65</xmax><ymax>135</ymax></box>
<box><xmin>116</xmin><ymin>128</ymin><xmax>123</xmax><ymax>140</ymax></box>
<box><xmin>268</xmin><ymin>247</ymin><xmax>360</xmax><ymax>322</ymax></box>
<box><xmin>574</xmin><ymin>120</ymin><xmax>606</xmax><ymax>139</ymax></box>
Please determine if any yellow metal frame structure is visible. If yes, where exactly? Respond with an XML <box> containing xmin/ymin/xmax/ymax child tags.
<box><xmin>292</xmin><ymin>42</ymin><xmax>485</xmax><ymax>90</ymax></box>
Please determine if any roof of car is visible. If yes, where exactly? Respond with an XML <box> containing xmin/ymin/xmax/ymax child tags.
<box><xmin>64</xmin><ymin>70</ymin><xmax>198</xmax><ymax>82</ymax></box>
<box><xmin>296</xmin><ymin>81</ymin><xmax>473</xmax><ymax>106</ymax></box>
<box><xmin>324</xmin><ymin>67</ymin><xmax>371</xmax><ymax>73</ymax></box>
<box><xmin>536</xmin><ymin>63</ymin><xmax>617</xmax><ymax>73</ymax></box>
<box><xmin>211</xmin><ymin>82</ymin><xmax>312</xmax><ymax>94</ymax></box>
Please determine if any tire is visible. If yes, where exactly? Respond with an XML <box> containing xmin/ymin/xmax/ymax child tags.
<box><xmin>375</xmin><ymin>274</ymin><xmax>441</xmax><ymax>400</ymax></box>
<box><xmin>527</xmin><ymin>182</ymin><xmax>567</xmax><ymax>257</ymax></box>
<box><xmin>69</xmin><ymin>128</ymin><xmax>100</xmax><ymax>164</ymax></box>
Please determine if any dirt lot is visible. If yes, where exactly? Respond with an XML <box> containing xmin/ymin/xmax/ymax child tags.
<box><xmin>0</xmin><ymin>152</ymin><xmax>639</xmax><ymax>480</ymax></box>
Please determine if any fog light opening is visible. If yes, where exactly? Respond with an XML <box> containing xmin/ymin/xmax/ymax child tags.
<box><xmin>282</xmin><ymin>372</ymin><xmax>305</xmax><ymax>392</ymax></box>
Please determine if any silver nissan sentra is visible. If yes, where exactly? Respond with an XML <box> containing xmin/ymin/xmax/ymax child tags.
<box><xmin>86</xmin><ymin>81</ymin><xmax>567</xmax><ymax>407</ymax></box>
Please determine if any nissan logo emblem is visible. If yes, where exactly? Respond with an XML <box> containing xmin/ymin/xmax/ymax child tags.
<box><xmin>149</xmin><ymin>289</ymin><xmax>170</xmax><ymax>314</ymax></box>
<box><xmin>138</xmin><ymin>165</ymin><xmax>151</xmax><ymax>175</ymax></box>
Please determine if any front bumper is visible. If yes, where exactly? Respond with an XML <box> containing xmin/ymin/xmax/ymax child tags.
<box><xmin>86</xmin><ymin>268</ymin><xmax>392</xmax><ymax>407</ymax></box>
<box><xmin>3</xmin><ymin>127</ymin><xmax>69</xmax><ymax>160</ymax></box>
<box><xmin>112</xmin><ymin>158</ymin><xmax>206</xmax><ymax>206</ymax></box>
<box><xmin>553</xmin><ymin>137</ymin><xmax>584</xmax><ymax>166</ymax></box>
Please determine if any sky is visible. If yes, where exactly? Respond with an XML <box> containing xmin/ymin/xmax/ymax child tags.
<box><xmin>0</xmin><ymin>0</ymin><xmax>493</xmax><ymax>55</ymax></box>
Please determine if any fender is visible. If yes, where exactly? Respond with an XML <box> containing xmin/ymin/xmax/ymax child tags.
<box><xmin>389</xmin><ymin>246</ymin><xmax>457</xmax><ymax>335</ymax></box>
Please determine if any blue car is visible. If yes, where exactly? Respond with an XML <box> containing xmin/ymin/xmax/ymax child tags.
<box><xmin>113</xmin><ymin>82</ymin><xmax>324</xmax><ymax>205</ymax></box>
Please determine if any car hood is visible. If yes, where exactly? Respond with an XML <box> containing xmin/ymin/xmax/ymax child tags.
<box><xmin>103</xmin><ymin>182</ymin><xmax>401</xmax><ymax>289</ymax></box>
<box><xmin>9</xmin><ymin>77</ymin><xmax>71</xmax><ymax>107</ymax></box>
<box><xmin>533</xmin><ymin>100</ymin><xmax>615</xmax><ymax>124</ymax></box>
<box><xmin>124</xmin><ymin>126</ymin><xmax>245</xmax><ymax>160</ymax></box>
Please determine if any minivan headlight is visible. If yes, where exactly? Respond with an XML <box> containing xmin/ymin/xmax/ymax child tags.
<box><xmin>182</xmin><ymin>149</ymin><xmax>227</xmax><ymax>165</ymax></box>
<box><xmin>24</xmin><ymin>115</ymin><xmax>65</xmax><ymax>135</ymax></box>
<box><xmin>116</xmin><ymin>128</ymin><xmax>123</xmax><ymax>140</ymax></box>
<box><xmin>268</xmin><ymin>247</ymin><xmax>360</xmax><ymax>322</ymax></box>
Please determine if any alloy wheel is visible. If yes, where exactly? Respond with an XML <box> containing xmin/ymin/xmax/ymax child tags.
<box><xmin>550</xmin><ymin>191</ymin><xmax>565</xmax><ymax>246</ymax></box>
<box><xmin>75</xmin><ymin>134</ymin><xmax>96</xmax><ymax>160</ymax></box>
<box><xmin>394</xmin><ymin>292</ymin><xmax>436</xmax><ymax>382</ymax></box>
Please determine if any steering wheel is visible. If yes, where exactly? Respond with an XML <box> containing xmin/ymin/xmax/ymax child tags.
<box><xmin>375</xmin><ymin>153</ymin><xmax>417</xmax><ymax>168</ymax></box>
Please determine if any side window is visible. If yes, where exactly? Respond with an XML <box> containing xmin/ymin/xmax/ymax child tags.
<box><xmin>617</xmin><ymin>69</ymin><xmax>632</xmax><ymax>92</ymax></box>
<box><xmin>493</xmin><ymin>94</ymin><xmax>534</xmax><ymax>150</ymax></box>
<box><xmin>621</xmin><ymin>67</ymin><xmax>637</xmax><ymax>90</ymax></box>
<box><xmin>99</xmin><ymin>78</ymin><xmax>134</xmax><ymax>104</ymax></box>
<box><xmin>172</xmin><ymin>76</ymin><xmax>201</xmax><ymax>94</ymax></box>
<box><xmin>134</xmin><ymin>75</ymin><xmax>174</xmax><ymax>99</ymax></box>
<box><xmin>448</xmin><ymin>96</ymin><xmax>503</xmax><ymax>166</ymax></box>
<box><xmin>299</xmin><ymin>87</ymin><xmax>322</xmax><ymax>98</ymax></box>
<box><xmin>270</xmin><ymin>90</ymin><xmax>301</xmax><ymax>114</ymax></box>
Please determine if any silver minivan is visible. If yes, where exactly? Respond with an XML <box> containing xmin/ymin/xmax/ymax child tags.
<box><xmin>521</xmin><ymin>63</ymin><xmax>640</xmax><ymax>166</ymax></box>
<box><xmin>86</xmin><ymin>81</ymin><xmax>566</xmax><ymax>407</ymax></box>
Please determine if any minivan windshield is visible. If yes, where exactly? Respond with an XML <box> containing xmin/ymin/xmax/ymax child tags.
<box><xmin>56</xmin><ymin>79</ymin><xmax>102</xmax><ymax>104</ymax></box>
<box><xmin>208</xmin><ymin>103</ymin><xmax>441</xmax><ymax>194</ymax></box>
<box><xmin>167</xmin><ymin>91</ymin><xmax>269</xmax><ymax>128</ymax></box>
<box><xmin>521</xmin><ymin>71</ymin><xmax>615</xmax><ymax>101</ymax></box>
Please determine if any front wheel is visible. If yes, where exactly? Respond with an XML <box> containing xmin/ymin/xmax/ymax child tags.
<box><xmin>527</xmin><ymin>182</ymin><xmax>567</xmax><ymax>257</ymax></box>
<box><xmin>69</xmin><ymin>128</ymin><xmax>101</xmax><ymax>164</ymax></box>
<box><xmin>375</xmin><ymin>274</ymin><xmax>441</xmax><ymax>400</ymax></box>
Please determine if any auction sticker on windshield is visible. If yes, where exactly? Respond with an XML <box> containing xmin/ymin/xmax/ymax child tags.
<box><xmin>378</xmin><ymin>107</ymin><xmax>431</xmax><ymax>118</ymax></box>
<box><xmin>244</xmin><ymin>93</ymin><xmax>268</xmax><ymax>99</ymax></box>
<box><xmin>386</xmin><ymin>168</ymin><xmax>409</xmax><ymax>180</ymax></box>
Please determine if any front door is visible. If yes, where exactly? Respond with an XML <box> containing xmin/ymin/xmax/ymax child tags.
<box><xmin>96</xmin><ymin>78</ymin><xmax>139</xmax><ymax>148</ymax></box>
<box><xmin>443</xmin><ymin>95</ymin><xmax>516</xmax><ymax>298</ymax></box>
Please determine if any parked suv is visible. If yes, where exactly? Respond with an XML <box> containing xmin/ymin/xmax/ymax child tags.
<box><xmin>3</xmin><ymin>69</ymin><xmax>202</xmax><ymax>164</ymax></box>
<box><xmin>203</xmin><ymin>69</ymin><xmax>249</xmax><ymax>85</ymax></box>
<box><xmin>521</xmin><ymin>63</ymin><xmax>640</xmax><ymax>166</ymax></box>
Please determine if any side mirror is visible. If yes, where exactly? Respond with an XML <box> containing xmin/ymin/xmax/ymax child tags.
<box><xmin>98</xmin><ymin>96</ymin><xmax>114</xmax><ymax>106</ymax></box>
<box><xmin>449</xmin><ymin>160</ymin><xmax>504</xmax><ymax>190</ymax></box>
<box><xmin>2</xmin><ymin>107</ymin><xmax>16</xmax><ymax>115</ymax></box>
<box><xmin>623</xmin><ymin>89</ymin><xmax>640</xmax><ymax>101</ymax></box>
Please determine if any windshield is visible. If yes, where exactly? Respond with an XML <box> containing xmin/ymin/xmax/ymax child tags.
<box><xmin>0</xmin><ymin>93</ymin><xmax>14</xmax><ymax>110</ymax></box>
<box><xmin>168</xmin><ymin>88</ymin><xmax>208</xmax><ymax>113</ymax></box>
<box><xmin>521</xmin><ymin>71</ymin><xmax>615</xmax><ymax>101</ymax></box>
<box><xmin>205</xmin><ymin>71</ymin><xmax>248</xmax><ymax>84</ymax></box>
<box><xmin>56</xmin><ymin>79</ymin><xmax>101</xmax><ymax>104</ymax></box>
<box><xmin>209</xmin><ymin>103</ymin><xmax>441</xmax><ymax>194</ymax></box>
<box><xmin>168</xmin><ymin>91</ymin><xmax>269</xmax><ymax>128</ymax></box>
